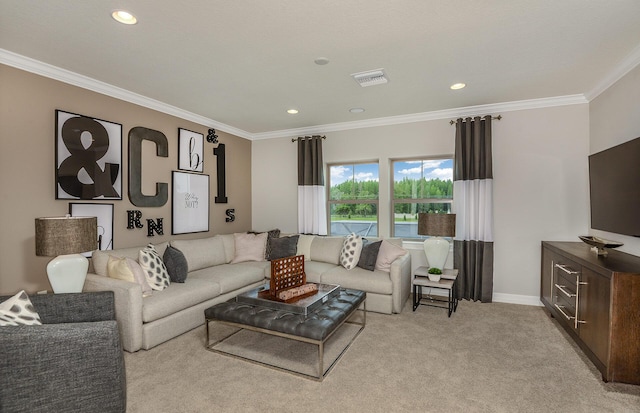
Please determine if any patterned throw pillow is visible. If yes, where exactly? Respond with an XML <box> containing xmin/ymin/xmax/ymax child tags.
<box><xmin>0</xmin><ymin>290</ymin><xmax>42</xmax><ymax>326</ymax></box>
<box><xmin>340</xmin><ymin>233</ymin><xmax>363</xmax><ymax>270</ymax></box>
<box><xmin>139</xmin><ymin>244</ymin><xmax>170</xmax><ymax>291</ymax></box>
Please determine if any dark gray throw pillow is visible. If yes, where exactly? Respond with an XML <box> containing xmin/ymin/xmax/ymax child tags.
<box><xmin>357</xmin><ymin>240</ymin><xmax>382</xmax><ymax>271</ymax></box>
<box><xmin>163</xmin><ymin>245</ymin><xmax>188</xmax><ymax>283</ymax></box>
<box><xmin>268</xmin><ymin>235</ymin><xmax>300</xmax><ymax>260</ymax></box>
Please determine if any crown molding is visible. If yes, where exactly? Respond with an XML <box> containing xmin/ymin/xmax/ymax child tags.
<box><xmin>585</xmin><ymin>43</ymin><xmax>640</xmax><ymax>101</ymax></box>
<box><xmin>251</xmin><ymin>94</ymin><xmax>588</xmax><ymax>140</ymax></box>
<box><xmin>0</xmin><ymin>49</ymin><xmax>252</xmax><ymax>140</ymax></box>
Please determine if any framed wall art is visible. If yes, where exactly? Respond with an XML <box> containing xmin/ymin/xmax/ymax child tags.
<box><xmin>178</xmin><ymin>128</ymin><xmax>204</xmax><ymax>172</ymax></box>
<box><xmin>69</xmin><ymin>202</ymin><xmax>114</xmax><ymax>256</ymax></box>
<box><xmin>56</xmin><ymin>110</ymin><xmax>122</xmax><ymax>200</ymax></box>
<box><xmin>172</xmin><ymin>171</ymin><xmax>210</xmax><ymax>234</ymax></box>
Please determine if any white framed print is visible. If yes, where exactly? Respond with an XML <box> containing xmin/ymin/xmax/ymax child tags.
<box><xmin>69</xmin><ymin>202</ymin><xmax>114</xmax><ymax>256</ymax></box>
<box><xmin>172</xmin><ymin>171</ymin><xmax>210</xmax><ymax>234</ymax></box>
<box><xmin>178</xmin><ymin>128</ymin><xmax>204</xmax><ymax>172</ymax></box>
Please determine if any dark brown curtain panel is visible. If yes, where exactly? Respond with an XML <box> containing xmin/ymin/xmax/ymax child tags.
<box><xmin>453</xmin><ymin>116</ymin><xmax>494</xmax><ymax>302</ymax></box>
<box><xmin>297</xmin><ymin>136</ymin><xmax>327</xmax><ymax>235</ymax></box>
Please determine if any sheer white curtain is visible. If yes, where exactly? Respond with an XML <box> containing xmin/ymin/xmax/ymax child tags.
<box><xmin>297</xmin><ymin>136</ymin><xmax>327</xmax><ymax>235</ymax></box>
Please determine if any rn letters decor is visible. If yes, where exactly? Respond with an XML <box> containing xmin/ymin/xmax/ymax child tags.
<box><xmin>172</xmin><ymin>171</ymin><xmax>210</xmax><ymax>234</ymax></box>
<box><xmin>69</xmin><ymin>203</ymin><xmax>114</xmax><ymax>255</ymax></box>
<box><xmin>178</xmin><ymin>128</ymin><xmax>204</xmax><ymax>172</ymax></box>
<box><xmin>56</xmin><ymin>110</ymin><xmax>122</xmax><ymax>200</ymax></box>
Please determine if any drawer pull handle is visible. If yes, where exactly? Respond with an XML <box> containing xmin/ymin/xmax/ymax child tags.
<box><xmin>554</xmin><ymin>304</ymin><xmax>574</xmax><ymax>321</ymax></box>
<box><xmin>555</xmin><ymin>264</ymin><xmax>579</xmax><ymax>274</ymax></box>
<box><xmin>554</xmin><ymin>284</ymin><xmax>576</xmax><ymax>298</ymax></box>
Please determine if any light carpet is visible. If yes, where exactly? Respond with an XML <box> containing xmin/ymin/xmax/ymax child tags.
<box><xmin>125</xmin><ymin>300</ymin><xmax>640</xmax><ymax>412</ymax></box>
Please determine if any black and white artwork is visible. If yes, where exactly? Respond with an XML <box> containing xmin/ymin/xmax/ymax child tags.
<box><xmin>69</xmin><ymin>203</ymin><xmax>114</xmax><ymax>256</ymax></box>
<box><xmin>56</xmin><ymin>110</ymin><xmax>122</xmax><ymax>200</ymax></box>
<box><xmin>178</xmin><ymin>128</ymin><xmax>204</xmax><ymax>172</ymax></box>
<box><xmin>172</xmin><ymin>171</ymin><xmax>210</xmax><ymax>234</ymax></box>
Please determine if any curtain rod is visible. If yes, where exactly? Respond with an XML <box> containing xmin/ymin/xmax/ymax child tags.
<box><xmin>449</xmin><ymin>115</ymin><xmax>502</xmax><ymax>125</ymax></box>
<box><xmin>291</xmin><ymin>135</ymin><xmax>327</xmax><ymax>142</ymax></box>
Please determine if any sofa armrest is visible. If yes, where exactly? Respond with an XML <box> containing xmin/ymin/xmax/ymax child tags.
<box><xmin>0</xmin><ymin>322</ymin><xmax>126</xmax><ymax>413</ymax></box>
<box><xmin>84</xmin><ymin>273</ymin><xmax>143</xmax><ymax>352</ymax></box>
<box><xmin>389</xmin><ymin>252</ymin><xmax>412</xmax><ymax>313</ymax></box>
<box><xmin>28</xmin><ymin>291</ymin><xmax>115</xmax><ymax>324</ymax></box>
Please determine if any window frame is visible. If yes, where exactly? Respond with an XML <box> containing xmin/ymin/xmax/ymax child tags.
<box><xmin>326</xmin><ymin>160</ymin><xmax>380</xmax><ymax>237</ymax></box>
<box><xmin>390</xmin><ymin>155</ymin><xmax>454</xmax><ymax>240</ymax></box>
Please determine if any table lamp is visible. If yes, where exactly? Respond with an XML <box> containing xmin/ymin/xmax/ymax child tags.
<box><xmin>417</xmin><ymin>213</ymin><xmax>456</xmax><ymax>280</ymax></box>
<box><xmin>35</xmin><ymin>215</ymin><xmax>97</xmax><ymax>293</ymax></box>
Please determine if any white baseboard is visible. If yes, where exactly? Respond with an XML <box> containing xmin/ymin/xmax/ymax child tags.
<box><xmin>492</xmin><ymin>293</ymin><xmax>543</xmax><ymax>307</ymax></box>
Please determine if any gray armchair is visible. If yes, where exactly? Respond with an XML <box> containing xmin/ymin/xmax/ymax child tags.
<box><xmin>0</xmin><ymin>291</ymin><xmax>126</xmax><ymax>413</ymax></box>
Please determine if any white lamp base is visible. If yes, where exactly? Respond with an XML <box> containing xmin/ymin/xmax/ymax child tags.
<box><xmin>47</xmin><ymin>254</ymin><xmax>89</xmax><ymax>293</ymax></box>
<box><xmin>423</xmin><ymin>237</ymin><xmax>450</xmax><ymax>281</ymax></box>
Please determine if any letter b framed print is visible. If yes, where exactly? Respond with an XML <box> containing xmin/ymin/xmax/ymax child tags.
<box><xmin>178</xmin><ymin>128</ymin><xmax>204</xmax><ymax>173</ymax></box>
<box><xmin>172</xmin><ymin>171</ymin><xmax>210</xmax><ymax>234</ymax></box>
<box><xmin>55</xmin><ymin>110</ymin><xmax>122</xmax><ymax>200</ymax></box>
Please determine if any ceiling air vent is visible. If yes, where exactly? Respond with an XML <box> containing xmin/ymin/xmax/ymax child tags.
<box><xmin>351</xmin><ymin>69</ymin><xmax>388</xmax><ymax>87</ymax></box>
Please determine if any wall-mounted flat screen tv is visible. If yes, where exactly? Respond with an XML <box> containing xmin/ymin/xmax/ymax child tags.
<box><xmin>589</xmin><ymin>136</ymin><xmax>640</xmax><ymax>237</ymax></box>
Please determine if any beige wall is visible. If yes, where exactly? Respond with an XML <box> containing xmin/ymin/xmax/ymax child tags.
<box><xmin>0</xmin><ymin>64</ymin><xmax>252</xmax><ymax>295</ymax></box>
<box><xmin>252</xmin><ymin>104</ymin><xmax>590</xmax><ymax>303</ymax></box>
<box><xmin>589</xmin><ymin>64</ymin><xmax>640</xmax><ymax>255</ymax></box>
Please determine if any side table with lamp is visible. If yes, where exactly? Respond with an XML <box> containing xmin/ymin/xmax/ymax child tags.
<box><xmin>35</xmin><ymin>215</ymin><xmax>97</xmax><ymax>293</ymax></box>
<box><xmin>413</xmin><ymin>213</ymin><xmax>458</xmax><ymax>316</ymax></box>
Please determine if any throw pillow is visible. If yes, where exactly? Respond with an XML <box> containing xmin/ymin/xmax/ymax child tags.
<box><xmin>163</xmin><ymin>245</ymin><xmax>189</xmax><ymax>283</ymax></box>
<box><xmin>296</xmin><ymin>234</ymin><xmax>315</xmax><ymax>261</ymax></box>
<box><xmin>139</xmin><ymin>244</ymin><xmax>170</xmax><ymax>291</ymax></box>
<box><xmin>107</xmin><ymin>256</ymin><xmax>153</xmax><ymax>296</ymax></box>
<box><xmin>340</xmin><ymin>233</ymin><xmax>363</xmax><ymax>270</ymax></box>
<box><xmin>0</xmin><ymin>290</ymin><xmax>42</xmax><ymax>326</ymax></box>
<box><xmin>375</xmin><ymin>240</ymin><xmax>407</xmax><ymax>273</ymax></box>
<box><xmin>268</xmin><ymin>235</ymin><xmax>300</xmax><ymax>260</ymax></box>
<box><xmin>357</xmin><ymin>240</ymin><xmax>382</xmax><ymax>271</ymax></box>
<box><xmin>231</xmin><ymin>232</ymin><xmax>268</xmax><ymax>263</ymax></box>
<box><xmin>248</xmin><ymin>229</ymin><xmax>280</xmax><ymax>260</ymax></box>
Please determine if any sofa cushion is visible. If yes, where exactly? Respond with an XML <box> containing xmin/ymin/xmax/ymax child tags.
<box><xmin>107</xmin><ymin>256</ymin><xmax>153</xmax><ymax>296</ymax></box>
<box><xmin>141</xmin><ymin>279</ymin><xmax>221</xmax><ymax>323</ymax></box>
<box><xmin>139</xmin><ymin>244</ymin><xmax>170</xmax><ymax>291</ymax></box>
<box><xmin>296</xmin><ymin>234</ymin><xmax>315</xmax><ymax>261</ymax></box>
<box><xmin>163</xmin><ymin>246</ymin><xmax>188</xmax><ymax>283</ymax></box>
<box><xmin>302</xmin><ymin>261</ymin><xmax>337</xmax><ymax>283</ymax></box>
<box><xmin>171</xmin><ymin>236</ymin><xmax>226</xmax><ymax>272</ymax></box>
<box><xmin>92</xmin><ymin>242</ymin><xmax>168</xmax><ymax>277</ymax></box>
<box><xmin>310</xmin><ymin>236</ymin><xmax>344</xmax><ymax>265</ymax></box>
<box><xmin>357</xmin><ymin>240</ymin><xmax>382</xmax><ymax>271</ymax></box>
<box><xmin>231</xmin><ymin>232</ymin><xmax>267</xmax><ymax>263</ymax></box>
<box><xmin>321</xmin><ymin>266</ymin><xmax>393</xmax><ymax>295</ymax></box>
<box><xmin>188</xmin><ymin>262</ymin><xmax>267</xmax><ymax>295</ymax></box>
<box><xmin>340</xmin><ymin>233</ymin><xmax>363</xmax><ymax>270</ymax></box>
<box><xmin>0</xmin><ymin>290</ymin><xmax>42</xmax><ymax>326</ymax></box>
<box><xmin>269</xmin><ymin>235</ymin><xmax>299</xmax><ymax>260</ymax></box>
<box><xmin>375</xmin><ymin>240</ymin><xmax>407</xmax><ymax>273</ymax></box>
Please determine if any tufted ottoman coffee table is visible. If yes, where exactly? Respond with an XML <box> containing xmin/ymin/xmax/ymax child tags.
<box><xmin>204</xmin><ymin>286</ymin><xmax>366</xmax><ymax>381</ymax></box>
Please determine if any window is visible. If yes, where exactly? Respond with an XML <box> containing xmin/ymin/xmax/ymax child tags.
<box><xmin>328</xmin><ymin>162</ymin><xmax>379</xmax><ymax>236</ymax></box>
<box><xmin>392</xmin><ymin>157</ymin><xmax>454</xmax><ymax>239</ymax></box>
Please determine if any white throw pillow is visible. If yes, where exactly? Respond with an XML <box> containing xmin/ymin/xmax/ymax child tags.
<box><xmin>107</xmin><ymin>256</ymin><xmax>153</xmax><ymax>297</ymax></box>
<box><xmin>139</xmin><ymin>244</ymin><xmax>170</xmax><ymax>291</ymax></box>
<box><xmin>340</xmin><ymin>233</ymin><xmax>363</xmax><ymax>270</ymax></box>
<box><xmin>296</xmin><ymin>234</ymin><xmax>315</xmax><ymax>261</ymax></box>
<box><xmin>375</xmin><ymin>240</ymin><xmax>407</xmax><ymax>272</ymax></box>
<box><xmin>231</xmin><ymin>232</ymin><xmax>268</xmax><ymax>263</ymax></box>
<box><xmin>0</xmin><ymin>290</ymin><xmax>42</xmax><ymax>326</ymax></box>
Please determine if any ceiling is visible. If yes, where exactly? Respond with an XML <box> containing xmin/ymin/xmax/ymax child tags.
<box><xmin>2</xmin><ymin>1</ymin><xmax>640</xmax><ymax>139</ymax></box>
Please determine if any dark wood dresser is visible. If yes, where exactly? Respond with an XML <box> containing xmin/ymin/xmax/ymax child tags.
<box><xmin>541</xmin><ymin>241</ymin><xmax>640</xmax><ymax>385</ymax></box>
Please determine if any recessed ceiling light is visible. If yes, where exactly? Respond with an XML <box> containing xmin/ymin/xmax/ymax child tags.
<box><xmin>314</xmin><ymin>57</ymin><xmax>330</xmax><ymax>65</ymax></box>
<box><xmin>349</xmin><ymin>107</ymin><xmax>365</xmax><ymax>113</ymax></box>
<box><xmin>450</xmin><ymin>83</ymin><xmax>466</xmax><ymax>90</ymax></box>
<box><xmin>112</xmin><ymin>10</ymin><xmax>137</xmax><ymax>25</ymax></box>
<box><xmin>287</xmin><ymin>109</ymin><xmax>299</xmax><ymax>114</ymax></box>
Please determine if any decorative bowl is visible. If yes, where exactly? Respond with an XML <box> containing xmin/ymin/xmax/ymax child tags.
<box><xmin>578</xmin><ymin>236</ymin><xmax>623</xmax><ymax>256</ymax></box>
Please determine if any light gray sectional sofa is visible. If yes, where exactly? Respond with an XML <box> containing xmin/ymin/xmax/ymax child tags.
<box><xmin>84</xmin><ymin>233</ymin><xmax>411</xmax><ymax>352</ymax></box>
